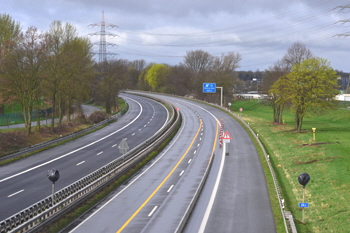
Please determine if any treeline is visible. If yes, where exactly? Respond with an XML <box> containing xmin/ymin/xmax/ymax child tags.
<box><xmin>0</xmin><ymin>14</ymin><xmax>243</xmax><ymax>135</ymax></box>
<box><xmin>0</xmin><ymin>14</ymin><xmax>94</xmax><ymax>134</ymax></box>
<box><xmin>0</xmin><ymin>13</ymin><xmax>343</xmax><ymax>135</ymax></box>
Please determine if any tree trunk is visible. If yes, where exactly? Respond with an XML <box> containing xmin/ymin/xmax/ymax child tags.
<box><xmin>295</xmin><ymin>113</ymin><xmax>303</xmax><ymax>133</ymax></box>
<box><xmin>36</xmin><ymin>106</ymin><xmax>41</xmax><ymax>132</ymax></box>
<box><xmin>272</xmin><ymin>101</ymin><xmax>278</xmax><ymax>123</ymax></box>
<box><xmin>51</xmin><ymin>93</ymin><xmax>56</xmax><ymax>133</ymax></box>
<box><xmin>67</xmin><ymin>101</ymin><xmax>71</xmax><ymax>122</ymax></box>
<box><xmin>278</xmin><ymin>102</ymin><xmax>285</xmax><ymax>124</ymax></box>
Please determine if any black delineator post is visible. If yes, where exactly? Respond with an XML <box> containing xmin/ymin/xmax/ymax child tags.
<box><xmin>47</xmin><ymin>169</ymin><xmax>60</xmax><ymax>205</ymax></box>
<box><xmin>298</xmin><ymin>172</ymin><xmax>310</xmax><ymax>223</ymax></box>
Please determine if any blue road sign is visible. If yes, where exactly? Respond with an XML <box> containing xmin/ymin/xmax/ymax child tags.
<box><xmin>203</xmin><ymin>83</ymin><xmax>216</xmax><ymax>93</ymax></box>
<box><xmin>299</xmin><ymin>203</ymin><xmax>309</xmax><ymax>208</ymax></box>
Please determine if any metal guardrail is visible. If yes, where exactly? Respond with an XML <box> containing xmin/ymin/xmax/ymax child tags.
<box><xmin>219</xmin><ymin>104</ymin><xmax>295</xmax><ymax>233</ymax></box>
<box><xmin>0</xmin><ymin>96</ymin><xmax>180</xmax><ymax>233</ymax></box>
<box><xmin>175</xmin><ymin>143</ymin><xmax>216</xmax><ymax>233</ymax></box>
<box><xmin>180</xmin><ymin>98</ymin><xmax>295</xmax><ymax>233</ymax></box>
<box><xmin>234</xmin><ymin>114</ymin><xmax>291</xmax><ymax>232</ymax></box>
<box><xmin>0</xmin><ymin>107</ymin><xmax>128</xmax><ymax>162</ymax></box>
<box><xmin>125</xmin><ymin>92</ymin><xmax>294</xmax><ymax>233</ymax></box>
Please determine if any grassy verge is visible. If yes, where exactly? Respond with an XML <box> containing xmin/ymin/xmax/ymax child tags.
<box><xmin>231</xmin><ymin>99</ymin><xmax>350</xmax><ymax>233</ymax></box>
<box><xmin>40</xmin><ymin>117</ymin><xmax>181</xmax><ymax>233</ymax></box>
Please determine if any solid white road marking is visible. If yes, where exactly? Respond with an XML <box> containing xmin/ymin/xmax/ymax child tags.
<box><xmin>198</xmin><ymin>142</ymin><xmax>226</xmax><ymax>233</ymax></box>
<box><xmin>167</xmin><ymin>185</ymin><xmax>174</xmax><ymax>193</ymax></box>
<box><xmin>68</xmin><ymin>114</ymin><xmax>184</xmax><ymax>233</ymax></box>
<box><xmin>148</xmin><ymin>206</ymin><xmax>158</xmax><ymax>217</ymax></box>
<box><xmin>0</xmin><ymin>97</ymin><xmax>143</xmax><ymax>183</ymax></box>
<box><xmin>76</xmin><ymin>161</ymin><xmax>85</xmax><ymax>166</ymax></box>
<box><xmin>8</xmin><ymin>189</ymin><xmax>24</xmax><ymax>198</ymax></box>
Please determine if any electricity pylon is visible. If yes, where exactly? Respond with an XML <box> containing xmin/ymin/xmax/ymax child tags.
<box><xmin>88</xmin><ymin>11</ymin><xmax>118</xmax><ymax>63</ymax></box>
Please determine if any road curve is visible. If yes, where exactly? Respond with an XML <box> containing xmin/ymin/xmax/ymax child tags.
<box><xmin>64</xmin><ymin>93</ymin><xmax>276</xmax><ymax>233</ymax></box>
<box><xmin>0</xmin><ymin>95</ymin><xmax>168</xmax><ymax>221</ymax></box>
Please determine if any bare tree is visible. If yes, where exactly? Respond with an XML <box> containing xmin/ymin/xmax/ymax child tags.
<box><xmin>183</xmin><ymin>50</ymin><xmax>213</xmax><ymax>74</ymax></box>
<box><xmin>131</xmin><ymin>59</ymin><xmax>146</xmax><ymax>72</ymax></box>
<box><xmin>211</xmin><ymin>52</ymin><xmax>241</xmax><ymax>74</ymax></box>
<box><xmin>282</xmin><ymin>42</ymin><xmax>313</xmax><ymax>69</ymax></box>
<box><xmin>95</xmin><ymin>59</ymin><xmax>128</xmax><ymax>113</ymax></box>
<box><xmin>210</xmin><ymin>52</ymin><xmax>242</xmax><ymax>103</ymax></box>
<box><xmin>167</xmin><ymin>65</ymin><xmax>192</xmax><ymax>96</ymax></box>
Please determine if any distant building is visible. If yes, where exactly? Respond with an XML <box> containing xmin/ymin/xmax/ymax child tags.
<box><xmin>335</xmin><ymin>94</ymin><xmax>350</xmax><ymax>102</ymax></box>
<box><xmin>233</xmin><ymin>93</ymin><xmax>268</xmax><ymax>99</ymax></box>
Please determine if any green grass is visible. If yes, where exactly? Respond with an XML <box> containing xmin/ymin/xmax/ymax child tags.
<box><xmin>231</xmin><ymin>99</ymin><xmax>350</xmax><ymax>233</ymax></box>
<box><xmin>4</xmin><ymin>103</ymin><xmax>22</xmax><ymax>113</ymax></box>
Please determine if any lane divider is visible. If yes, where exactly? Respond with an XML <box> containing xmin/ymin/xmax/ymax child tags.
<box><xmin>8</xmin><ymin>189</ymin><xmax>24</xmax><ymax>198</ymax></box>
<box><xmin>116</xmin><ymin>119</ymin><xmax>203</xmax><ymax>233</ymax></box>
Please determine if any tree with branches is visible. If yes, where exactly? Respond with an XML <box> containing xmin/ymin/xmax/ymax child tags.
<box><xmin>0</xmin><ymin>27</ymin><xmax>48</xmax><ymax>135</ymax></box>
<box><xmin>266</xmin><ymin>42</ymin><xmax>313</xmax><ymax>123</ymax></box>
<box><xmin>0</xmin><ymin>14</ymin><xmax>21</xmax><ymax>114</ymax></box>
<box><xmin>284</xmin><ymin>57</ymin><xmax>339</xmax><ymax>132</ymax></box>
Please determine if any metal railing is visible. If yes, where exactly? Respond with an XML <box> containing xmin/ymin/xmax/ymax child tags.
<box><xmin>0</xmin><ymin>107</ymin><xmax>127</xmax><ymax>162</ymax></box>
<box><xmin>180</xmin><ymin>97</ymin><xmax>296</xmax><ymax>233</ymax></box>
<box><xmin>0</xmin><ymin>95</ymin><xmax>180</xmax><ymax>233</ymax></box>
<box><xmin>216</xmin><ymin>103</ymin><xmax>295</xmax><ymax>233</ymax></box>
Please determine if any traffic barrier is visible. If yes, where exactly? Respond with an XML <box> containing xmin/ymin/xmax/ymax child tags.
<box><xmin>0</xmin><ymin>94</ymin><xmax>180</xmax><ymax>233</ymax></box>
<box><xmin>179</xmin><ymin>96</ymin><xmax>295</xmax><ymax>233</ymax></box>
<box><xmin>0</xmin><ymin>106</ymin><xmax>128</xmax><ymax>162</ymax></box>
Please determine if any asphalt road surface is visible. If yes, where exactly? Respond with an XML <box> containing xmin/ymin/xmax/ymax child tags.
<box><xmin>66</xmin><ymin>93</ymin><xmax>275</xmax><ymax>233</ymax></box>
<box><xmin>0</xmin><ymin>94</ymin><xmax>168</xmax><ymax>221</ymax></box>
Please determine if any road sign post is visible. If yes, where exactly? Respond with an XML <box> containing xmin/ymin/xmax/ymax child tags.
<box><xmin>118</xmin><ymin>138</ymin><xmax>129</xmax><ymax>155</ymax></box>
<box><xmin>222</xmin><ymin>131</ymin><xmax>232</xmax><ymax>155</ymax></box>
<box><xmin>203</xmin><ymin>83</ymin><xmax>223</xmax><ymax>107</ymax></box>
<box><xmin>299</xmin><ymin>203</ymin><xmax>309</xmax><ymax>208</ymax></box>
<box><xmin>47</xmin><ymin>169</ymin><xmax>60</xmax><ymax>204</ymax></box>
<box><xmin>203</xmin><ymin>83</ymin><xmax>216</xmax><ymax>93</ymax></box>
<box><xmin>298</xmin><ymin>172</ymin><xmax>311</xmax><ymax>223</ymax></box>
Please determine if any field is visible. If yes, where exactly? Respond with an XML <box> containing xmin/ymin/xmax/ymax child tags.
<box><xmin>231</xmin><ymin>100</ymin><xmax>350</xmax><ymax>233</ymax></box>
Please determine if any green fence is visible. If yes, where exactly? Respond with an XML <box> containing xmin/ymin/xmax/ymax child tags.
<box><xmin>0</xmin><ymin>108</ymin><xmax>52</xmax><ymax>126</ymax></box>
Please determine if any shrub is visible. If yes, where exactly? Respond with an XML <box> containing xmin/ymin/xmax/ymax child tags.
<box><xmin>88</xmin><ymin>111</ymin><xmax>108</xmax><ymax>124</ymax></box>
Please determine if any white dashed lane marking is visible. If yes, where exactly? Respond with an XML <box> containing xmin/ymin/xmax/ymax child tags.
<box><xmin>77</xmin><ymin>161</ymin><xmax>85</xmax><ymax>166</ymax></box>
<box><xmin>8</xmin><ymin>189</ymin><xmax>24</xmax><ymax>198</ymax></box>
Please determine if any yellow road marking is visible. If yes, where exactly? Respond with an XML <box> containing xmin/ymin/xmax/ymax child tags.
<box><xmin>116</xmin><ymin>119</ymin><xmax>203</xmax><ymax>233</ymax></box>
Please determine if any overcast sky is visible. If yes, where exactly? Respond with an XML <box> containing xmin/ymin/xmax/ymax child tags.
<box><xmin>2</xmin><ymin>0</ymin><xmax>350</xmax><ymax>72</ymax></box>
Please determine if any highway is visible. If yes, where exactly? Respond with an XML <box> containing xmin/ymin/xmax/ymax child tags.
<box><xmin>0</xmin><ymin>94</ymin><xmax>169</xmax><ymax>221</ymax></box>
<box><xmin>66</xmin><ymin>93</ymin><xmax>276</xmax><ymax>233</ymax></box>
